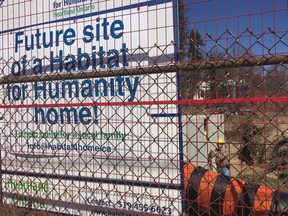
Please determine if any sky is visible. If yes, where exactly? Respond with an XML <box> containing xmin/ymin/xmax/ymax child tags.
<box><xmin>183</xmin><ymin>0</ymin><xmax>288</xmax><ymax>57</ymax></box>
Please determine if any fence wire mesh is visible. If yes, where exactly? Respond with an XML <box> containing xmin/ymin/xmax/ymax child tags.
<box><xmin>0</xmin><ymin>28</ymin><xmax>288</xmax><ymax>215</ymax></box>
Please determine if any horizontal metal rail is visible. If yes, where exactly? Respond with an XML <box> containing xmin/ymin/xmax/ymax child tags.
<box><xmin>1</xmin><ymin>55</ymin><xmax>288</xmax><ymax>84</ymax></box>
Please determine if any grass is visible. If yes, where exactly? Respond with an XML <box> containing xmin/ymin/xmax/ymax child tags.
<box><xmin>0</xmin><ymin>205</ymin><xmax>54</xmax><ymax>216</ymax></box>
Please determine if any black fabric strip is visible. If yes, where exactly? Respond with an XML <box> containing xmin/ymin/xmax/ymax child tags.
<box><xmin>186</xmin><ymin>166</ymin><xmax>208</xmax><ymax>216</ymax></box>
<box><xmin>269</xmin><ymin>190</ymin><xmax>288</xmax><ymax>216</ymax></box>
<box><xmin>242</xmin><ymin>183</ymin><xmax>260</xmax><ymax>216</ymax></box>
<box><xmin>210</xmin><ymin>174</ymin><xmax>230</xmax><ymax>216</ymax></box>
<box><xmin>270</xmin><ymin>190</ymin><xmax>279</xmax><ymax>216</ymax></box>
<box><xmin>230</xmin><ymin>178</ymin><xmax>246</xmax><ymax>216</ymax></box>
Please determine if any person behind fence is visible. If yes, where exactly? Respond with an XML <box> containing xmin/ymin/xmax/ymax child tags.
<box><xmin>208</xmin><ymin>138</ymin><xmax>230</xmax><ymax>176</ymax></box>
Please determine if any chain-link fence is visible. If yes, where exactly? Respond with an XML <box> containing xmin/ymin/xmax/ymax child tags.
<box><xmin>0</xmin><ymin>28</ymin><xmax>288</xmax><ymax>215</ymax></box>
<box><xmin>1</xmin><ymin>0</ymin><xmax>288</xmax><ymax>215</ymax></box>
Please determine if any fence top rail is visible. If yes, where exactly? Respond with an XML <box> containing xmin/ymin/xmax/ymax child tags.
<box><xmin>0</xmin><ymin>55</ymin><xmax>288</xmax><ymax>85</ymax></box>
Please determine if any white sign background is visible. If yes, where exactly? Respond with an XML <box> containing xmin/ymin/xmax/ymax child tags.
<box><xmin>0</xmin><ymin>0</ymin><xmax>182</xmax><ymax>215</ymax></box>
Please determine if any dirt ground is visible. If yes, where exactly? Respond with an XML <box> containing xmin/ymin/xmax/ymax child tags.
<box><xmin>224</xmin><ymin>110</ymin><xmax>288</xmax><ymax>189</ymax></box>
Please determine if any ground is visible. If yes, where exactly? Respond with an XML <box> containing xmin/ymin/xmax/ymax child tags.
<box><xmin>225</xmin><ymin>110</ymin><xmax>288</xmax><ymax>189</ymax></box>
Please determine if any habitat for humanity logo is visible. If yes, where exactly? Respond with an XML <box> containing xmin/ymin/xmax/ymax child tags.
<box><xmin>52</xmin><ymin>0</ymin><xmax>100</xmax><ymax>18</ymax></box>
